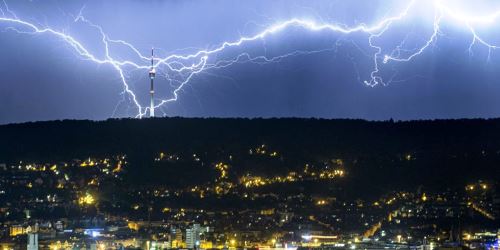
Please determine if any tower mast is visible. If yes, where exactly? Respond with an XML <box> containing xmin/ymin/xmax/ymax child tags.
<box><xmin>149</xmin><ymin>48</ymin><xmax>156</xmax><ymax>117</ymax></box>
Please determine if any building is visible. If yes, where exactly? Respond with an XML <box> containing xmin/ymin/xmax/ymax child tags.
<box><xmin>186</xmin><ymin>224</ymin><xmax>201</xmax><ymax>249</ymax></box>
<box><xmin>10</xmin><ymin>225</ymin><xmax>25</xmax><ymax>236</ymax></box>
<box><xmin>27</xmin><ymin>233</ymin><xmax>38</xmax><ymax>250</ymax></box>
<box><xmin>149</xmin><ymin>48</ymin><xmax>156</xmax><ymax>118</ymax></box>
<box><xmin>170</xmin><ymin>226</ymin><xmax>183</xmax><ymax>248</ymax></box>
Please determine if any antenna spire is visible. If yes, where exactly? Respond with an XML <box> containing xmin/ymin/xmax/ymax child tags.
<box><xmin>149</xmin><ymin>48</ymin><xmax>156</xmax><ymax>118</ymax></box>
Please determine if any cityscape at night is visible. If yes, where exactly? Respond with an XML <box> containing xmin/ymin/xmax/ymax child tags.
<box><xmin>0</xmin><ymin>119</ymin><xmax>498</xmax><ymax>249</ymax></box>
<box><xmin>1</xmin><ymin>0</ymin><xmax>500</xmax><ymax>249</ymax></box>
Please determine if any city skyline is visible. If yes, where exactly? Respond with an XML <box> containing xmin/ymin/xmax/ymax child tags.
<box><xmin>0</xmin><ymin>118</ymin><xmax>498</xmax><ymax>249</ymax></box>
<box><xmin>0</xmin><ymin>1</ymin><xmax>499</xmax><ymax>249</ymax></box>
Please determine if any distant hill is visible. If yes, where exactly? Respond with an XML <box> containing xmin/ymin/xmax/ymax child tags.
<box><xmin>1</xmin><ymin>118</ymin><xmax>500</xmax><ymax>192</ymax></box>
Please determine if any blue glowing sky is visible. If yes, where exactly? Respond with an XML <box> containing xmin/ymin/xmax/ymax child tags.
<box><xmin>1</xmin><ymin>0</ymin><xmax>500</xmax><ymax>124</ymax></box>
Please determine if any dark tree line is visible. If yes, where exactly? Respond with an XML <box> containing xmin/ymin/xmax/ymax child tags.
<box><xmin>1</xmin><ymin>118</ymin><xmax>499</xmax><ymax>193</ymax></box>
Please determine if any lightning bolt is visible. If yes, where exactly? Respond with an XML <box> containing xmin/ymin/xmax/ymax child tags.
<box><xmin>1</xmin><ymin>0</ymin><xmax>500</xmax><ymax>118</ymax></box>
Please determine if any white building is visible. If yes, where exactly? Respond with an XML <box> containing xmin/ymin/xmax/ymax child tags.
<box><xmin>27</xmin><ymin>233</ymin><xmax>38</xmax><ymax>250</ymax></box>
<box><xmin>186</xmin><ymin>224</ymin><xmax>201</xmax><ymax>249</ymax></box>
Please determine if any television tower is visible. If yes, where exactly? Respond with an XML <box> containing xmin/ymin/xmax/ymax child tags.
<box><xmin>149</xmin><ymin>48</ymin><xmax>156</xmax><ymax>117</ymax></box>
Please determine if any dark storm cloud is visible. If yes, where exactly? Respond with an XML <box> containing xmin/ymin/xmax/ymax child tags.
<box><xmin>1</xmin><ymin>0</ymin><xmax>500</xmax><ymax>124</ymax></box>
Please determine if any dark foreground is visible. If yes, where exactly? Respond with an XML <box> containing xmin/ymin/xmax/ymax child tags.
<box><xmin>0</xmin><ymin>118</ymin><xmax>498</xmax><ymax>249</ymax></box>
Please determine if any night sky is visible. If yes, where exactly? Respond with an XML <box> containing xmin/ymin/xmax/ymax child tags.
<box><xmin>1</xmin><ymin>0</ymin><xmax>500</xmax><ymax>124</ymax></box>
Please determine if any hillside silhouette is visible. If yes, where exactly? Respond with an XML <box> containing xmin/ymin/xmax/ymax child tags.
<box><xmin>1</xmin><ymin>118</ymin><xmax>499</xmax><ymax>196</ymax></box>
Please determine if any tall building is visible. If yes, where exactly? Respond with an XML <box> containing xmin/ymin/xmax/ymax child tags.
<box><xmin>170</xmin><ymin>226</ymin><xmax>183</xmax><ymax>248</ymax></box>
<box><xmin>27</xmin><ymin>233</ymin><xmax>38</xmax><ymax>250</ymax></box>
<box><xmin>186</xmin><ymin>224</ymin><xmax>201</xmax><ymax>249</ymax></box>
<box><xmin>149</xmin><ymin>48</ymin><xmax>156</xmax><ymax>118</ymax></box>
